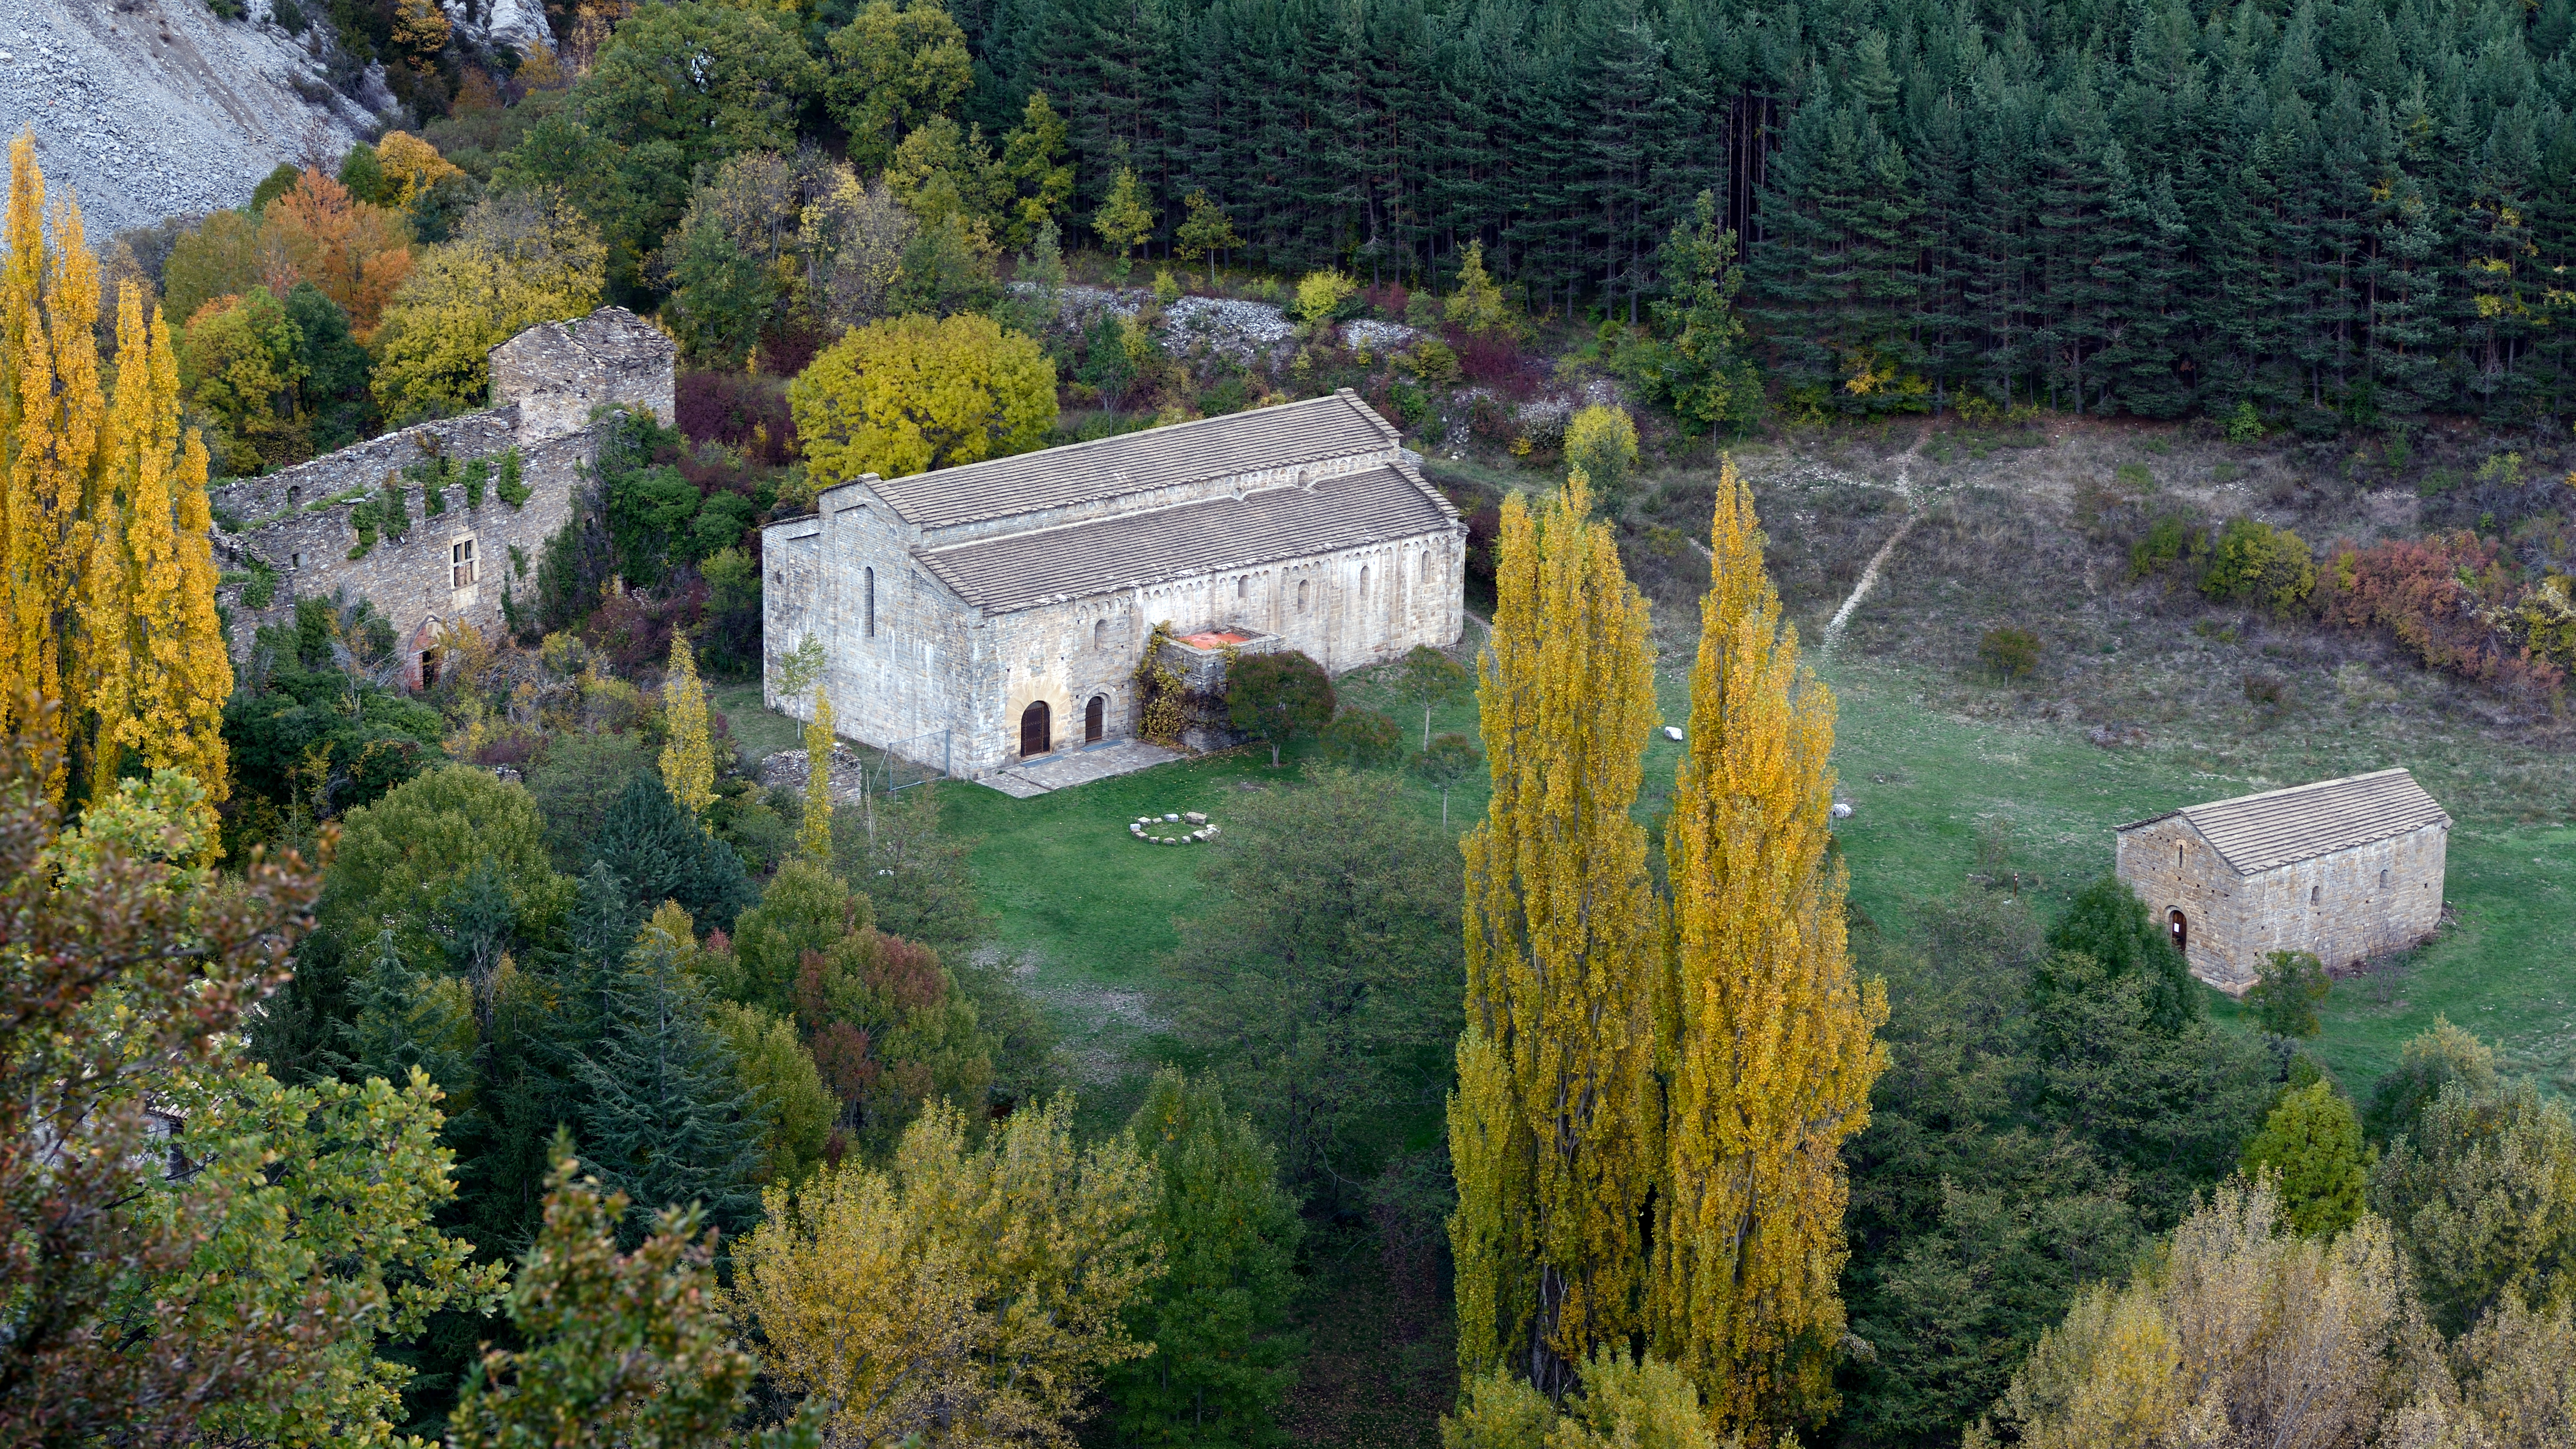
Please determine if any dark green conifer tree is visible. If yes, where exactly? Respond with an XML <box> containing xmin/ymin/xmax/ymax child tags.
<box><xmin>577</xmin><ymin>925</ymin><xmax>765</xmax><ymax>1242</ymax></box>
<box><xmin>588</xmin><ymin>773</ymin><xmax>756</xmax><ymax>934</ymax></box>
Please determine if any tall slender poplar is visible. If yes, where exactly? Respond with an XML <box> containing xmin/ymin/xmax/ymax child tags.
<box><xmin>1449</xmin><ymin>470</ymin><xmax>1660</xmax><ymax>1400</ymax></box>
<box><xmin>800</xmin><ymin>691</ymin><xmax>834</xmax><ymax>860</ymax></box>
<box><xmin>1651</xmin><ymin>456</ymin><xmax>1886</xmax><ymax>1435</ymax></box>
<box><xmin>660</xmin><ymin>634</ymin><xmax>715</xmax><ymax>820</ymax></box>
<box><xmin>99</xmin><ymin>281</ymin><xmax>232</xmax><ymax>802</ymax></box>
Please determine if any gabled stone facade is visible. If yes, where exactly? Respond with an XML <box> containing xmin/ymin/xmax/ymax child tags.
<box><xmin>209</xmin><ymin>308</ymin><xmax>675</xmax><ymax>687</ymax></box>
<box><xmin>2113</xmin><ymin>768</ymin><xmax>2450</xmax><ymax>992</ymax></box>
<box><xmin>763</xmin><ymin>389</ymin><xmax>1466</xmax><ymax>781</ymax></box>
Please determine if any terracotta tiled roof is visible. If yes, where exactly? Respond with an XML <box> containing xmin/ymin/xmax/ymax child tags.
<box><xmin>2117</xmin><ymin>768</ymin><xmax>2451</xmax><ymax>875</ymax></box>
<box><xmin>914</xmin><ymin>463</ymin><xmax>1457</xmax><ymax>614</ymax></box>
<box><xmin>864</xmin><ymin>391</ymin><xmax>1399</xmax><ymax>527</ymax></box>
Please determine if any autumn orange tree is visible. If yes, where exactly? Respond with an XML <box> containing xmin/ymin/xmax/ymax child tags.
<box><xmin>1651</xmin><ymin>456</ymin><xmax>1886</xmax><ymax>1437</ymax></box>
<box><xmin>0</xmin><ymin>132</ymin><xmax>233</xmax><ymax>809</ymax></box>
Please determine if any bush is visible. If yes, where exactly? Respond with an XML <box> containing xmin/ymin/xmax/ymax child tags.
<box><xmin>2242</xmin><ymin>672</ymin><xmax>2289</xmax><ymax>709</ymax></box>
<box><xmin>2317</xmin><ymin>533</ymin><xmax>2565</xmax><ymax>695</ymax></box>
<box><xmin>1978</xmin><ymin>626</ymin><xmax>2040</xmax><ymax>680</ymax></box>
<box><xmin>1294</xmin><ymin>269</ymin><xmax>1357</xmax><ymax>326</ymax></box>
<box><xmin>2225</xmin><ymin>399</ymin><xmax>2262</xmax><ymax>443</ymax></box>
<box><xmin>675</xmin><ymin>370</ymin><xmax>796</xmax><ymax>466</ymax></box>
<box><xmin>2201</xmin><ymin>518</ymin><xmax>2315</xmax><ymax>613</ymax></box>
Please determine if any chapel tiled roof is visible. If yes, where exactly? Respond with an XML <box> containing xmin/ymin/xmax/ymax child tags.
<box><xmin>862</xmin><ymin>391</ymin><xmax>1399</xmax><ymax>527</ymax></box>
<box><xmin>913</xmin><ymin>463</ymin><xmax>1457</xmax><ymax>613</ymax></box>
<box><xmin>2116</xmin><ymin>768</ymin><xmax>2451</xmax><ymax>875</ymax></box>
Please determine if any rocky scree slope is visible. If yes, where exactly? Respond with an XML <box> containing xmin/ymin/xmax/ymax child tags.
<box><xmin>0</xmin><ymin>0</ymin><xmax>379</xmax><ymax>241</ymax></box>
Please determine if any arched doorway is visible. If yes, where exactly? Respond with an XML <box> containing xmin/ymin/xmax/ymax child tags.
<box><xmin>1085</xmin><ymin>694</ymin><xmax>1106</xmax><ymax>744</ymax></box>
<box><xmin>2168</xmin><ymin>908</ymin><xmax>2188</xmax><ymax>955</ymax></box>
<box><xmin>1020</xmin><ymin>701</ymin><xmax>1051</xmax><ymax>758</ymax></box>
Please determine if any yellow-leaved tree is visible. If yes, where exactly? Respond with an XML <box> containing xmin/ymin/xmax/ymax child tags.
<box><xmin>372</xmin><ymin>189</ymin><xmax>605</xmax><ymax>422</ymax></box>
<box><xmin>1</xmin><ymin>131</ymin><xmax>230</xmax><ymax>809</ymax></box>
<box><xmin>659</xmin><ymin>634</ymin><xmax>714</xmax><ymax>820</ymax></box>
<box><xmin>730</xmin><ymin>1097</ymin><xmax>1165</xmax><ymax>1448</ymax></box>
<box><xmin>788</xmin><ymin>312</ymin><xmax>1055</xmax><ymax>484</ymax></box>
<box><xmin>801</xmin><ymin>691</ymin><xmax>834</xmax><ymax>860</ymax></box>
<box><xmin>1652</xmin><ymin>456</ymin><xmax>1886</xmax><ymax>1435</ymax></box>
<box><xmin>1449</xmin><ymin>469</ymin><xmax>1660</xmax><ymax>1400</ymax></box>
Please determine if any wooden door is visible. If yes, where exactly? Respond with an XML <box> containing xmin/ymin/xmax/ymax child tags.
<box><xmin>1085</xmin><ymin>695</ymin><xmax>1105</xmax><ymax>744</ymax></box>
<box><xmin>2168</xmin><ymin>909</ymin><xmax>2188</xmax><ymax>955</ymax></box>
<box><xmin>1020</xmin><ymin>701</ymin><xmax>1051</xmax><ymax>758</ymax></box>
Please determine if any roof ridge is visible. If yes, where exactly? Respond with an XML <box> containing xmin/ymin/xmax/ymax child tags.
<box><xmin>914</xmin><ymin>461</ymin><xmax>1397</xmax><ymax>560</ymax></box>
<box><xmin>2175</xmin><ymin>767</ymin><xmax>2415</xmax><ymax>819</ymax></box>
<box><xmin>909</xmin><ymin>391</ymin><xmax>1367</xmax><ymax>484</ymax></box>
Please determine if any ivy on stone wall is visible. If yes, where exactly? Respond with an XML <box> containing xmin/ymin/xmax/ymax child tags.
<box><xmin>495</xmin><ymin>448</ymin><xmax>530</xmax><ymax>508</ymax></box>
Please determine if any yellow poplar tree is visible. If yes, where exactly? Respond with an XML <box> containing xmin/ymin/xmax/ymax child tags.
<box><xmin>801</xmin><ymin>691</ymin><xmax>834</xmax><ymax>859</ymax></box>
<box><xmin>4</xmin><ymin>134</ymin><xmax>226</xmax><ymax>808</ymax></box>
<box><xmin>1652</xmin><ymin>456</ymin><xmax>1886</xmax><ymax>1435</ymax></box>
<box><xmin>660</xmin><ymin>634</ymin><xmax>715</xmax><ymax>820</ymax></box>
<box><xmin>1449</xmin><ymin>469</ymin><xmax>1660</xmax><ymax>1400</ymax></box>
<box><xmin>96</xmin><ymin>281</ymin><xmax>233</xmax><ymax>804</ymax></box>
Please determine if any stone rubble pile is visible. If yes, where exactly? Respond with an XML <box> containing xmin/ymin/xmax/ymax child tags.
<box><xmin>1130</xmin><ymin>810</ymin><xmax>1220</xmax><ymax>845</ymax></box>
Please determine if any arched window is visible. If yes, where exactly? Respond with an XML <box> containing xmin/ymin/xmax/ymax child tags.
<box><xmin>1418</xmin><ymin>551</ymin><xmax>1429</xmax><ymax>580</ymax></box>
<box><xmin>1093</xmin><ymin>618</ymin><xmax>1108</xmax><ymax>652</ymax></box>
<box><xmin>1297</xmin><ymin>579</ymin><xmax>1309</xmax><ymax>612</ymax></box>
<box><xmin>1237</xmin><ymin>576</ymin><xmax>1248</xmax><ymax>599</ymax></box>
<box><xmin>2379</xmin><ymin>868</ymin><xmax>2390</xmax><ymax>890</ymax></box>
<box><xmin>1020</xmin><ymin>700</ymin><xmax>1051</xmax><ymax>758</ymax></box>
<box><xmin>2168</xmin><ymin>909</ymin><xmax>2188</xmax><ymax>954</ymax></box>
<box><xmin>2311</xmin><ymin>884</ymin><xmax>2321</xmax><ymax>906</ymax></box>
<box><xmin>864</xmin><ymin>567</ymin><xmax>876</xmax><ymax>637</ymax></box>
<box><xmin>1360</xmin><ymin>565</ymin><xmax>1371</xmax><ymax>597</ymax></box>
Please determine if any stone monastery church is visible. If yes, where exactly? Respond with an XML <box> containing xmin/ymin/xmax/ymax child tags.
<box><xmin>762</xmin><ymin>389</ymin><xmax>1467</xmax><ymax>780</ymax></box>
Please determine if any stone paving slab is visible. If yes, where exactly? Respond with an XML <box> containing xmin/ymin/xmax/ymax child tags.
<box><xmin>977</xmin><ymin>740</ymin><xmax>1183</xmax><ymax>797</ymax></box>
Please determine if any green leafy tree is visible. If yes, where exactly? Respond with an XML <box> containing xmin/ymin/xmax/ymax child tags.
<box><xmin>1165</xmin><ymin>769</ymin><xmax>1462</xmax><ymax>1198</ymax></box>
<box><xmin>1444</xmin><ymin>1347</ymin><xmax>1717</xmax><ymax>1449</ymax></box>
<box><xmin>1392</xmin><ymin>642</ymin><xmax>1469</xmax><ymax>750</ymax></box>
<box><xmin>176</xmin><ymin>285</ymin><xmax>308</xmax><ymax>475</ymax></box>
<box><xmin>552</xmin><ymin>0</ymin><xmax>818</xmax><ymax>277</ymax></box>
<box><xmin>371</xmin><ymin>191</ymin><xmax>605</xmax><ymax>422</ymax></box>
<box><xmin>1106</xmin><ymin>1071</ymin><xmax>1306</xmax><ymax>1447</ymax></box>
<box><xmin>824</xmin><ymin>0</ymin><xmax>974</xmax><ymax>170</ymax></box>
<box><xmin>2245</xmin><ymin>949</ymin><xmax>2331</xmax><ymax>1039</ymax></box>
<box><xmin>0</xmin><ymin>738</ymin><xmax>503</xmax><ymax>1446</ymax></box>
<box><xmin>727</xmin><ymin>856</ymin><xmax>862</xmax><ymax>1014</ymax></box>
<box><xmin>524</xmin><ymin>731</ymin><xmax>657</xmax><ymax>871</ymax></box>
<box><xmin>2366</xmin><ymin>1017</ymin><xmax>2501</xmax><ymax>1144</ymax></box>
<box><xmin>2241</xmin><ymin>1081</ymin><xmax>2372</xmax><ymax>1237</ymax></box>
<box><xmin>2041</xmin><ymin>875</ymin><xmax>2199</xmax><ymax>1034</ymax></box>
<box><xmin>587</xmin><ymin>770</ymin><xmax>757</xmax><ymax>935</ymax></box>
<box><xmin>827</xmin><ymin>784</ymin><xmax>996</xmax><ymax>970</ymax></box>
<box><xmin>449</xmin><ymin>1145</ymin><xmax>816</xmax><ymax>1449</ymax></box>
<box><xmin>282</xmin><ymin>281</ymin><xmax>376</xmax><ymax>451</ymax></box>
<box><xmin>2370</xmin><ymin>1076</ymin><xmax>2576</xmax><ymax>1335</ymax></box>
<box><xmin>1320</xmin><ymin>706</ymin><xmax>1401</xmax><ymax>768</ymax></box>
<box><xmin>1562</xmin><ymin>405</ymin><xmax>1639</xmax><ymax>503</ymax></box>
<box><xmin>712</xmin><ymin>1001</ymin><xmax>838</xmax><ymax>1184</ymax></box>
<box><xmin>1172</xmin><ymin>189</ymin><xmax>1241</xmax><ymax>287</ymax></box>
<box><xmin>1093</xmin><ymin>166</ymin><xmax>1157</xmax><ymax>281</ymax></box>
<box><xmin>578</xmin><ymin>922</ymin><xmax>767</xmax><ymax>1240</ymax></box>
<box><xmin>320</xmin><ymin>764</ymin><xmax>571</xmax><ymax>965</ymax></box>
<box><xmin>1411</xmin><ymin>731</ymin><xmax>1481</xmax><ymax>827</ymax></box>
<box><xmin>1225</xmin><ymin>650</ymin><xmax>1334</xmax><ymax>767</ymax></box>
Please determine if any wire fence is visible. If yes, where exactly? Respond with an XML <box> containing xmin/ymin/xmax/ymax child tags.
<box><xmin>874</xmin><ymin>728</ymin><xmax>950</xmax><ymax>797</ymax></box>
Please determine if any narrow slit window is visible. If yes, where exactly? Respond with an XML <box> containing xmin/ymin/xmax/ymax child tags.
<box><xmin>865</xmin><ymin>566</ymin><xmax>876</xmax><ymax>638</ymax></box>
<box><xmin>1360</xmin><ymin>565</ymin><xmax>1371</xmax><ymax>597</ymax></box>
<box><xmin>2379</xmin><ymin>868</ymin><xmax>2390</xmax><ymax>890</ymax></box>
<box><xmin>1297</xmin><ymin>579</ymin><xmax>1309</xmax><ymax>612</ymax></box>
<box><xmin>2311</xmin><ymin>885</ymin><xmax>2320</xmax><ymax>906</ymax></box>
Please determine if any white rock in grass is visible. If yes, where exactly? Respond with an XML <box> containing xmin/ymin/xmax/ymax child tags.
<box><xmin>1184</xmin><ymin>811</ymin><xmax>1207</xmax><ymax>825</ymax></box>
<box><xmin>1165</xmin><ymin>813</ymin><xmax>1181</xmax><ymax>822</ymax></box>
<box><xmin>1663</xmin><ymin>725</ymin><xmax>1684</xmax><ymax>741</ymax></box>
<box><xmin>1831</xmin><ymin>802</ymin><xmax>1854</xmax><ymax>819</ymax></box>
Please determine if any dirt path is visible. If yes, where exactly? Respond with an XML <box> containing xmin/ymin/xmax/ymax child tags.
<box><xmin>1822</xmin><ymin>423</ymin><xmax>1934</xmax><ymax>653</ymax></box>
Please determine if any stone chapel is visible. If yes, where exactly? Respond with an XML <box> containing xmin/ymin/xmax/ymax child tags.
<box><xmin>2114</xmin><ymin>767</ymin><xmax>2451</xmax><ymax>992</ymax></box>
<box><xmin>762</xmin><ymin>389</ymin><xmax>1467</xmax><ymax>780</ymax></box>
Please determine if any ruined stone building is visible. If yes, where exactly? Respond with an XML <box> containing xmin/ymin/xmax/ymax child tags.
<box><xmin>2114</xmin><ymin>767</ymin><xmax>2451</xmax><ymax>992</ymax></box>
<box><xmin>763</xmin><ymin>389</ymin><xmax>1466</xmax><ymax>780</ymax></box>
<box><xmin>210</xmin><ymin>307</ymin><xmax>676</xmax><ymax>686</ymax></box>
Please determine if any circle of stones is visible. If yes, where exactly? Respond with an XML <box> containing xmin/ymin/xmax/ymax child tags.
<box><xmin>1129</xmin><ymin>811</ymin><xmax>1219</xmax><ymax>846</ymax></box>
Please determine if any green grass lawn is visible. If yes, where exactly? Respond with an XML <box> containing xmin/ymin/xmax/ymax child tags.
<box><xmin>739</xmin><ymin>645</ymin><xmax>2572</xmax><ymax>1109</ymax></box>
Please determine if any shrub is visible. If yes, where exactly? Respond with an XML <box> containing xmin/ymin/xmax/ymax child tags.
<box><xmin>1397</xmin><ymin>338</ymin><xmax>1461</xmax><ymax>384</ymax></box>
<box><xmin>2242</xmin><ymin>672</ymin><xmax>2288</xmax><ymax>708</ymax></box>
<box><xmin>2316</xmin><ymin>533</ymin><xmax>2565</xmax><ymax>694</ymax></box>
<box><xmin>1293</xmin><ymin>269</ymin><xmax>1357</xmax><ymax>326</ymax></box>
<box><xmin>2200</xmin><ymin>518</ymin><xmax>2315</xmax><ymax>613</ymax></box>
<box><xmin>675</xmin><ymin>370</ymin><xmax>797</xmax><ymax>466</ymax></box>
<box><xmin>1978</xmin><ymin>626</ymin><xmax>2040</xmax><ymax>680</ymax></box>
<box><xmin>2225</xmin><ymin>399</ymin><xmax>2262</xmax><ymax>443</ymax></box>
<box><xmin>1453</xmin><ymin>329</ymin><xmax>1529</xmax><ymax>393</ymax></box>
<box><xmin>2128</xmin><ymin>513</ymin><xmax>2197</xmax><ymax>578</ymax></box>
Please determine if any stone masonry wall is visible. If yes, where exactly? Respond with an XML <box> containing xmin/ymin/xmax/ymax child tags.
<box><xmin>207</xmin><ymin>307</ymin><xmax>675</xmax><ymax>686</ymax></box>
<box><xmin>2116</xmin><ymin>817</ymin><xmax>2448</xmax><ymax>991</ymax></box>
